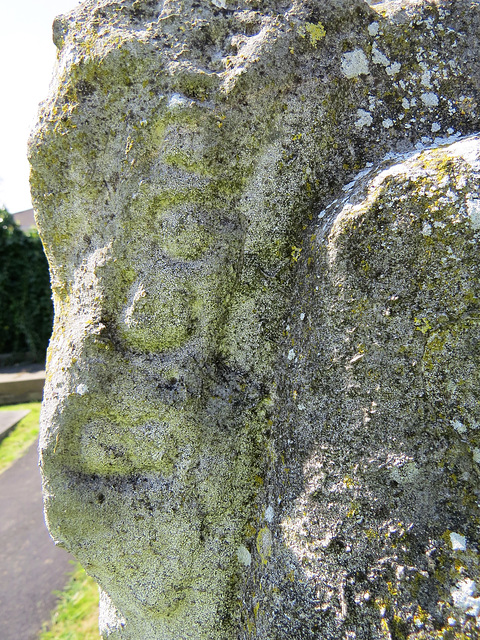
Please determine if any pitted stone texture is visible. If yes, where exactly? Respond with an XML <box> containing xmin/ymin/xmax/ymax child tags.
<box><xmin>29</xmin><ymin>0</ymin><xmax>480</xmax><ymax>638</ymax></box>
<box><xmin>270</xmin><ymin>137</ymin><xmax>480</xmax><ymax>639</ymax></box>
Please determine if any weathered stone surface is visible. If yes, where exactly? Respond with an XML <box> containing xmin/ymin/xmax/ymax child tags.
<box><xmin>29</xmin><ymin>0</ymin><xmax>480</xmax><ymax>638</ymax></box>
<box><xmin>275</xmin><ymin>136</ymin><xmax>480</xmax><ymax>639</ymax></box>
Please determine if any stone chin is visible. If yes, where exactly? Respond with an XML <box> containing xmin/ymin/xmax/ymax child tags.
<box><xmin>40</xmin><ymin>398</ymin><xmax>245</xmax><ymax>638</ymax></box>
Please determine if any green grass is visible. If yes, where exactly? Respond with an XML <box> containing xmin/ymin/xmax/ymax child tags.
<box><xmin>0</xmin><ymin>402</ymin><xmax>41</xmax><ymax>474</ymax></box>
<box><xmin>39</xmin><ymin>562</ymin><xmax>100</xmax><ymax>639</ymax></box>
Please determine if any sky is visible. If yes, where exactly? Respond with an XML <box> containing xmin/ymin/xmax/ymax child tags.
<box><xmin>0</xmin><ymin>0</ymin><xmax>82</xmax><ymax>213</ymax></box>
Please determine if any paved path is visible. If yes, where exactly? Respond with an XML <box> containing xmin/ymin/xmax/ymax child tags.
<box><xmin>0</xmin><ymin>440</ymin><xmax>74</xmax><ymax>640</ymax></box>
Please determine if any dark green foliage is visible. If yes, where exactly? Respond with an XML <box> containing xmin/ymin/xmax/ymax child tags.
<box><xmin>0</xmin><ymin>209</ymin><xmax>53</xmax><ymax>363</ymax></box>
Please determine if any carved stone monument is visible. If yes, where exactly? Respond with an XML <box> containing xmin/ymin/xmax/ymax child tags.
<box><xmin>30</xmin><ymin>0</ymin><xmax>480</xmax><ymax>638</ymax></box>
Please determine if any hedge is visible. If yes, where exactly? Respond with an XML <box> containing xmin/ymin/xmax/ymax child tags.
<box><xmin>0</xmin><ymin>209</ymin><xmax>53</xmax><ymax>363</ymax></box>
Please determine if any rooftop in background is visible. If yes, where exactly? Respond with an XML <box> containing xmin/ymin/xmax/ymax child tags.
<box><xmin>12</xmin><ymin>208</ymin><xmax>36</xmax><ymax>232</ymax></box>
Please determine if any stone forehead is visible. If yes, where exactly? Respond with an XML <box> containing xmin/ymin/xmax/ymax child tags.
<box><xmin>47</xmin><ymin>0</ymin><xmax>479</xmax><ymax>111</ymax></box>
<box><xmin>52</xmin><ymin>0</ymin><xmax>415</xmax><ymax>103</ymax></box>
<box><xmin>52</xmin><ymin>0</ymin><xmax>298</xmax><ymax>89</ymax></box>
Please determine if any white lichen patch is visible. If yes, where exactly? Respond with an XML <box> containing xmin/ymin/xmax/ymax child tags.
<box><xmin>386</xmin><ymin>61</ymin><xmax>401</xmax><ymax>76</ymax></box>
<box><xmin>382</xmin><ymin>118</ymin><xmax>394</xmax><ymax>129</ymax></box>
<box><xmin>431</xmin><ymin>122</ymin><xmax>441</xmax><ymax>133</ymax></box>
<box><xmin>390</xmin><ymin>461</ymin><xmax>420</xmax><ymax>484</ymax></box>
<box><xmin>287</xmin><ymin>349</ymin><xmax>296</xmax><ymax>361</ymax></box>
<box><xmin>121</xmin><ymin>282</ymin><xmax>147</xmax><ymax>330</ymax></box>
<box><xmin>236</xmin><ymin>545</ymin><xmax>252</xmax><ymax>566</ymax></box>
<box><xmin>473</xmin><ymin>448</ymin><xmax>480</xmax><ymax>463</ymax></box>
<box><xmin>466</xmin><ymin>197</ymin><xmax>480</xmax><ymax>229</ymax></box>
<box><xmin>76</xmin><ymin>383</ymin><xmax>88</xmax><ymax>396</ymax></box>
<box><xmin>372</xmin><ymin>44</ymin><xmax>390</xmax><ymax>67</ymax></box>
<box><xmin>422</xmin><ymin>221</ymin><xmax>432</xmax><ymax>236</ymax></box>
<box><xmin>420</xmin><ymin>92</ymin><xmax>439</xmax><ymax>107</ymax></box>
<box><xmin>368</xmin><ymin>22</ymin><xmax>379</xmax><ymax>36</ymax></box>
<box><xmin>451</xmin><ymin>579</ymin><xmax>480</xmax><ymax>616</ymax></box>
<box><xmin>167</xmin><ymin>93</ymin><xmax>193</xmax><ymax>109</ymax></box>
<box><xmin>341</xmin><ymin>49</ymin><xmax>369</xmax><ymax>78</ymax></box>
<box><xmin>355</xmin><ymin>109</ymin><xmax>373</xmax><ymax>129</ymax></box>
<box><xmin>420</xmin><ymin>64</ymin><xmax>433</xmax><ymax>88</ymax></box>
<box><xmin>452</xmin><ymin>419</ymin><xmax>467</xmax><ymax>434</ymax></box>
<box><xmin>265</xmin><ymin>505</ymin><xmax>274</xmax><ymax>523</ymax></box>
<box><xmin>450</xmin><ymin>532</ymin><xmax>467</xmax><ymax>551</ymax></box>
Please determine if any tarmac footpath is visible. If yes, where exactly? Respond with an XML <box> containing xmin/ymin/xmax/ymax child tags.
<box><xmin>0</xmin><ymin>436</ymin><xmax>74</xmax><ymax>640</ymax></box>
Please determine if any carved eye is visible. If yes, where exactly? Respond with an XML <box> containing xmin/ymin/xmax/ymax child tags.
<box><xmin>160</xmin><ymin>121</ymin><xmax>215</xmax><ymax>176</ymax></box>
<box><xmin>156</xmin><ymin>219</ymin><xmax>214</xmax><ymax>260</ymax></box>
<box><xmin>120</xmin><ymin>275</ymin><xmax>199</xmax><ymax>353</ymax></box>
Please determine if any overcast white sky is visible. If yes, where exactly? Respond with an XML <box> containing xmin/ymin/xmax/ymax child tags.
<box><xmin>0</xmin><ymin>0</ymin><xmax>82</xmax><ymax>213</ymax></box>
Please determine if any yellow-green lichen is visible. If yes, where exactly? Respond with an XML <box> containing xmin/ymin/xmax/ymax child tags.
<box><xmin>256</xmin><ymin>527</ymin><xmax>273</xmax><ymax>565</ymax></box>
<box><xmin>298</xmin><ymin>22</ymin><xmax>326</xmax><ymax>48</ymax></box>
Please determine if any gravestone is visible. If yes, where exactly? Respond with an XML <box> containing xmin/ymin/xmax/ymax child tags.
<box><xmin>29</xmin><ymin>0</ymin><xmax>480</xmax><ymax>637</ymax></box>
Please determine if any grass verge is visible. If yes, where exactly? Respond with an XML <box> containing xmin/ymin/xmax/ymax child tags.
<box><xmin>39</xmin><ymin>562</ymin><xmax>100</xmax><ymax>639</ymax></box>
<box><xmin>0</xmin><ymin>402</ymin><xmax>41</xmax><ymax>474</ymax></box>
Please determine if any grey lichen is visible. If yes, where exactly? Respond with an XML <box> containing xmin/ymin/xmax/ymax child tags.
<box><xmin>276</xmin><ymin>136</ymin><xmax>480</xmax><ymax>639</ymax></box>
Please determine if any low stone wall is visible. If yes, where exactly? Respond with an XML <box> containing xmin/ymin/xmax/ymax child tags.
<box><xmin>0</xmin><ymin>367</ymin><xmax>45</xmax><ymax>406</ymax></box>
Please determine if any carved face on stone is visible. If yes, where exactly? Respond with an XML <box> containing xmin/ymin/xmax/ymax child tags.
<box><xmin>29</xmin><ymin>2</ymin><xmax>292</xmax><ymax>637</ymax></box>
<box><xmin>31</xmin><ymin>0</ymin><xmax>480</xmax><ymax>637</ymax></box>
